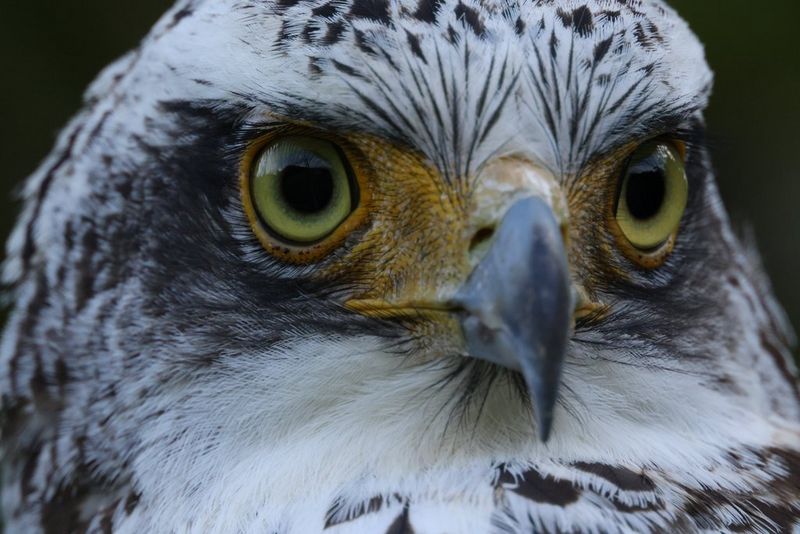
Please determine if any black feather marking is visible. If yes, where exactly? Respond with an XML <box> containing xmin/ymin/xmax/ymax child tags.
<box><xmin>405</xmin><ymin>30</ymin><xmax>427</xmax><ymax>64</ymax></box>
<box><xmin>571</xmin><ymin>5</ymin><xmax>595</xmax><ymax>37</ymax></box>
<box><xmin>331</xmin><ymin>59</ymin><xmax>362</xmax><ymax>78</ymax></box>
<box><xmin>474</xmin><ymin>53</ymin><xmax>496</xmax><ymax>119</ymax></box>
<box><xmin>353</xmin><ymin>29</ymin><xmax>377</xmax><ymax>55</ymax></box>
<box><xmin>454</xmin><ymin>2</ymin><xmax>485</xmax><ymax>38</ymax></box>
<box><xmin>497</xmin><ymin>467</ymin><xmax>580</xmax><ymax>505</ymax></box>
<box><xmin>681</xmin><ymin>449</ymin><xmax>800</xmax><ymax>531</ymax></box>
<box><xmin>325</xmin><ymin>495</ymin><xmax>384</xmax><ymax>528</ymax></box>
<box><xmin>514</xmin><ymin>16</ymin><xmax>525</xmax><ymax>36</ymax></box>
<box><xmin>322</xmin><ymin>21</ymin><xmax>345</xmax><ymax>45</ymax></box>
<box><xmin>593</xmin><ymin>35</ymin><xmax>614</xmax><ymax>63</ymax></box>
<box><xmin>358</xmin><ymin>61</ymin><xmax>420</xmax><ymax>136</ymax></box>
<box><xmin>572</xmin><ymin>463</ymin><xmax>655</xmax><ymax>492</ymax></box>
<box><xmin>349</xmin><ymin>84</ymin><xmax>407</xmax><ymax>137</ymax></box>
<box><xmin>477</xmin><ymin>69</ymin><xmax>520</xmax><ymax>145</ymax></box>
<box><xmin>349</xmin><ymin>0</ymin><xmax>391</xmax><ymax>25</ymax></box>
<box><xmin>275</xmin><ymin>0</ymin><xmax>303</xmax><ymax>11</ymax></box>
<box><xmin>385</xmin><ymin>506</ymin><xmax>414</xmax><ymax>534</ymax></box>
<box><xmin>311</xmin><ymin>1</ymin><xmax>340</xmax><ymax>17</ymax></box>
<box><xmin>164</xmin><ymin>6</ymin><xmax>194</xmax><ymax>31</ymax></box>
<box><xmin>412</xmin><ymin>0</ymin><xmax>444</xmax><ymax>23</ymax></box>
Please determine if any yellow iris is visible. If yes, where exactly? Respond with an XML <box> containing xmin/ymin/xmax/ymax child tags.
<box><xmin>615</xmin><ymin>141</ymin><xmax>688</xmax><ymax>250</ymax></box>
<box><xmin>250</xmin><ymin>136</ymin><xmax>356</xmax><ymax>244</ymax></box>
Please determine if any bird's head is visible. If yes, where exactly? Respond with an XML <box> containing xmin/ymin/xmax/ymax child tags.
<box><xmin>3</xmin><ymin>0</ymin><xmax>798</xmax><ymax>517</ymax></box>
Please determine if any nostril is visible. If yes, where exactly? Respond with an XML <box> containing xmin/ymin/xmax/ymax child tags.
<box><xmin>469</xmin><ymin>226</ymin><xmax>496</xmax><ymax>253</ymax></box>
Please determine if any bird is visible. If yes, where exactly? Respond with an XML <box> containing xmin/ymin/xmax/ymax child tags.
<box><xmin>1</xmin><ymin>0</ymin><xmax>799</xmax><ymax>531</ymax></box>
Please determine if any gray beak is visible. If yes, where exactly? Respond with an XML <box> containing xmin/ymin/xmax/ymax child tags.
<box><xmin>454</xmin><ymin>197</ymin><xmax>573</xmax><ymax>441</ymax></box>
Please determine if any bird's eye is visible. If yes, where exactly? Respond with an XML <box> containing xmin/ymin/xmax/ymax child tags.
<box><xmin>249</xmin><ymin>136</ymin><xmax>358</xmax><ymax>244</ymax></box>
<box><xmin>614</xmin><ymin>141</ymin><xmax>688</xmax><ymax>257</ymax></box>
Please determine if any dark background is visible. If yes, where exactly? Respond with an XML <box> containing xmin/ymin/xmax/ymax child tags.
<box><xmin>1</xmin><ymin>1</ymin><xmax>798</xmax><ymax>361</ymax></box>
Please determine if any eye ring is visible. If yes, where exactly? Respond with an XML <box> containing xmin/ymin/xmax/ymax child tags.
<box><xmin>609</xmin><ymin>140</ymin><xmax>688</xmax><ymax>269</ymax></box>
<box><xmin>240</xmin><ymin>131</ymin><xmax>371</xmax><ymax>263</ymax></box>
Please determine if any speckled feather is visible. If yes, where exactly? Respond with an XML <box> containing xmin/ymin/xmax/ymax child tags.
<box><xmin>1</xmin><ymin>0</ymin><xmax>799</xmax><ymax>532</ymax></box>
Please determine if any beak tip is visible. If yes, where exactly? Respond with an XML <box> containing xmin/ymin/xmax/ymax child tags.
<box><xmin>538</xmin><ymin>424</ymin><xmax>553</xmax><ymax>443</ymax></box>
<box><xmin>529</xmin><ymin>383</ymin><xmax>557</xmax><ymax>443</ymax></box>
<box><xmin>535</xmin><ymin>407</ymin><xmax>554</xmax><ymax>442</ymax></box>
<box><xmin>520</xmin><ymin>358</ymin><xmax>561</xmax><ymax>443</ymax></box>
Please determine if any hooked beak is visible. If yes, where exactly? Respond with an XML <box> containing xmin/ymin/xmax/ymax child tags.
<box><xmin>453</xmin><ymin>197</ymin><xmax>573</xmax><ymax>442</ymax></box>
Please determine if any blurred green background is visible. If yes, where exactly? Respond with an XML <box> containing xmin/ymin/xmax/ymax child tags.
<box><xmin>0</xmin><ymin>2</ymin><xmax>798</xmax><ymax>361</ymax></box>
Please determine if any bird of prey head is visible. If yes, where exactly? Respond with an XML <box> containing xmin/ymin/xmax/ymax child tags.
<box><xmin>2</xmin><ymin>0</ymin><xmax>798</xmax><ymax>532</ymax></box>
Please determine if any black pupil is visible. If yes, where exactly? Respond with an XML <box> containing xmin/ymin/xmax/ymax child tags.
<box><xmin>625</xmin><ymin>160</ymin><xmax>666</xmax><ymax>220</ymax></box>
<box><xmin>280</xmin><ymin>165</ymin><xmax>334</xmax><ymax>214</ymax></box>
